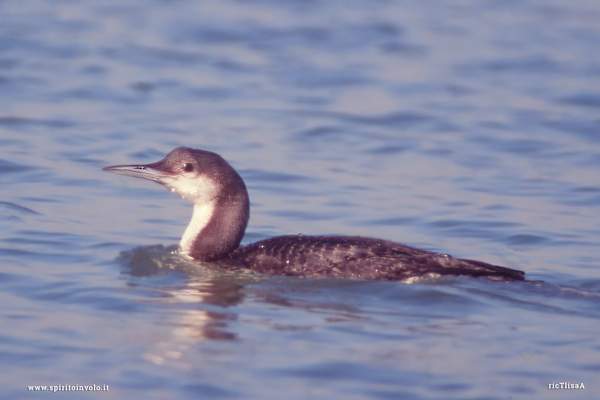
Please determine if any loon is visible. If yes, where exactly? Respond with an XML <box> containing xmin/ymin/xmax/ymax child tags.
<box><xmin>103</xmin><ymin>147</ymin><xmax>525</xmax><ymax>282</ymax></box>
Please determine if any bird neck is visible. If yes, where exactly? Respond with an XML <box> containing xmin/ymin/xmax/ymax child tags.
<box><xmin>180</xmin><ymin>192</ymin><xmax>249</xmax><ymax>261</ymax></box>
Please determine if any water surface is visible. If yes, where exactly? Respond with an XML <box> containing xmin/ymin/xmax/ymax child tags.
<box><xmin>1</xmin><ymin>0</ymin><xmax>599</xmax><ymax>399</ymax></box>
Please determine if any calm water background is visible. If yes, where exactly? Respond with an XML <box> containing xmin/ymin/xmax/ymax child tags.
<box><xmin>1</xmin><ymin>0</ymin><xmax>600</xmax><ymax>399</ymax></box>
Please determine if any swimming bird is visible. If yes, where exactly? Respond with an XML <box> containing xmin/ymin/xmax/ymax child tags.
<box><xmin>103</xmin><ymin>147</ymin><xmax>525</xmax><ymax>282</ymax></box>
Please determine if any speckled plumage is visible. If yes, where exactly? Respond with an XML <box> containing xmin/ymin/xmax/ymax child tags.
<box><xmin>228</xmin><ymin>235</ymin><xmax>525</xmax><ymax>281</ymax></box>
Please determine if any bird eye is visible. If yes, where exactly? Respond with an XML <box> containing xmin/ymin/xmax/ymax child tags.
<box><xmin>183</xmin><ymin>163</ymin><xmax>194</xmax><ymax>172</ymax></box>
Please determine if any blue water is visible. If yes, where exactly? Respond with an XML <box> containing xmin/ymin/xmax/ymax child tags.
<box><xmin>1</xmin><ymin>0</ymin><xmax>600</xmax><ymax>399</ymax></box>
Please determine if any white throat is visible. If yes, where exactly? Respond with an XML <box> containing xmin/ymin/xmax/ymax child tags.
<box><xmin>179</xmin><ymin>200</ymin><xmax>216</xmax><ymax>256</ymax></box>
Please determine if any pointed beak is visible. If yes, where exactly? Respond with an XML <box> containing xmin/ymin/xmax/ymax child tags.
<box><xmin>102</xmin><ymin>164</ymin><xmax>173</xmax><ymax>184</ymax></box>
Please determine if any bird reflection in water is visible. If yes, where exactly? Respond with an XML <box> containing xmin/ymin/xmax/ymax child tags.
<box><xmin>118</xmin><ymin>245</ymin><xmax>253</xmax><ymax>367</ymax></box>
